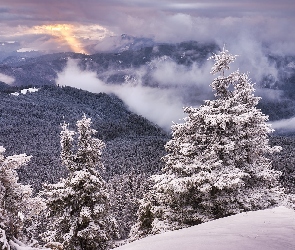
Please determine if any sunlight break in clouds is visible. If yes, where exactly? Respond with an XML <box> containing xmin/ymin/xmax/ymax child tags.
<box><xmin>29</xmin><ymin>24</ymin><xmax>113</xmax><ymax>54</ymax></box>
<box><xmin>31</xmin><ymin>24</ymin><xmax>88</xmax><ymax>54</ymax></box>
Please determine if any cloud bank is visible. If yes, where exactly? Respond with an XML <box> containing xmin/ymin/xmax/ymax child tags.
<box><xmin>270</xmin><ymin>117</ymin><xmax>295</xmax><ymax>133</ymax></box>
<box><xmin>56</xmin><ymin>59</ymin><xmax>186</xmax><ymax>129</ymax></box>
<box><xmin>0</xmin><ymin>73</ymin><xmax>14</xmax><ymax>84</ymax></box>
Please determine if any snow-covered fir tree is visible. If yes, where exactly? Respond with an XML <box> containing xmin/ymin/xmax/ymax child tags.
<box><xmin>0</xmin><ymin>146</ymin><xmax>45</xmax><ymax>249</ymax></box>
<box><xmin>130</xmin><ymin>47</ymin><xmax>284</xmax><ymax>239</ymax></box>
<box><xmin>42</xmin><ymin>115</ymin><xmax>119</xmax><ymax>250</ymax></box>
<box><xmin>108</xmin><ymin>173</ymin><xmax>151</xmax><ymax>239</ymax></box>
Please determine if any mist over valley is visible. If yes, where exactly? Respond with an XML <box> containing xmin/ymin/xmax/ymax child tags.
<box><xmin>1</xmin><ymin>39</ymin><xmax>295</xmax><ymax>132</ymax></box>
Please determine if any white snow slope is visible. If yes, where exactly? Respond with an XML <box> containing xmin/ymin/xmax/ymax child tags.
<box><xmin>115</xmin><ymin>206</ymin><xmax>295</xmax><ymax>250</ymax></box>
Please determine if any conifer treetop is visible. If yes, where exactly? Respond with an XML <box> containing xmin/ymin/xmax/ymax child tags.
<box><xmin>208</xmin><ymin>46</ymin><xmax>238</xmax><ymax>76</ymax></box>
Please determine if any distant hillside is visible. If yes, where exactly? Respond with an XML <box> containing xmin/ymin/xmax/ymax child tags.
<box><xmin>0</xmin><ymin>85</ymin><xmax>169</xmax><ymax>238</ymax></box>
<box><xmin>0</xmin><ymin>85</ymin><xmax>167</xmax><ymax>190</ymax></box>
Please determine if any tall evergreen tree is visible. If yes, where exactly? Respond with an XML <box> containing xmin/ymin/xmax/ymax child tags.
<box><xmin>42</xmin><ymin>115</ymin><xmax>118</xmax><ymax>250</ymax></box>
<box><xmin>0</xmin><ymin>146</ymin><xmax>44</xmax><ymax>249</ymax></box>
<box><xmin>130</xmin><ymin>47</ymin><xmax>284</xmax><ymax>239</ymax></box>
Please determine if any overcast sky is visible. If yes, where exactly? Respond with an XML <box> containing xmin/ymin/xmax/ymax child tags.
<box><xmin>0</xmin><ymin>0</ymin><xmax>294</xmax><ymax>54</ymax></box>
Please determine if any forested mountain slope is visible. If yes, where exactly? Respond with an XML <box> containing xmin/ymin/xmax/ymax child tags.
<box><xmin>0</xmin><ymin>84</ymin><xmax>294</xmax><ymax>194</ymax></box>
<box><xmin>0</xmin><ymin>85</ymin><xmax>167</xmax><ymax>191</ymax></box>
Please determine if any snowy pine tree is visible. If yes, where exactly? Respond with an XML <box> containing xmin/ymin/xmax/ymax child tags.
<box><xmin>130</xmin><ymin>47</ymin><xmax>284</xmax><ymax>239</ymax></box>
<box><xmin>0</xmin><ymin>146</ymin><xmax>45</xmax><ymax>249</ymax></box>
<box><xmin>108</xmin><ymin>173</ymin><xmax>151</xmax><ymax>239</ymax></box>
<box><xmin>42</xmin><ymin>115</ymin><xmax>118</xmax><ymax>250</ymax></box>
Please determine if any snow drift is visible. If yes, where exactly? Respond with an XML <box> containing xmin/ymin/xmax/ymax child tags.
<box><xmin>115</xmin><ymin>206</ymin><xmax>295</xmax><ymax>250</ymax></box>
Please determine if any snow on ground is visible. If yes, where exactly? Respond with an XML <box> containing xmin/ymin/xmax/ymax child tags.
<box><xmin>115</xmin><ymin>206</ymin><xmax>295</xmax><ymax>250</ymax></box>
<box><xmin>20</xmin><ymin>88</ymin><xmax>39</xmax><ymax>94</ymax></box>
<box><xmin>9</xmin><ymin>239</ymin><xmax>50</xmax><ymax>250</ymax></box>
<box><xmin>11</xmin><ymin>87</ymin><xmax>39</xmax><ymax>96</ymax></box>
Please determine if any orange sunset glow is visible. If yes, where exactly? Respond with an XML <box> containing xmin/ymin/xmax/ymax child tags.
<box><xmin>32</xmin><ymin>24</ymin><xmax>88</xmax><ymax>54</ymax></box>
